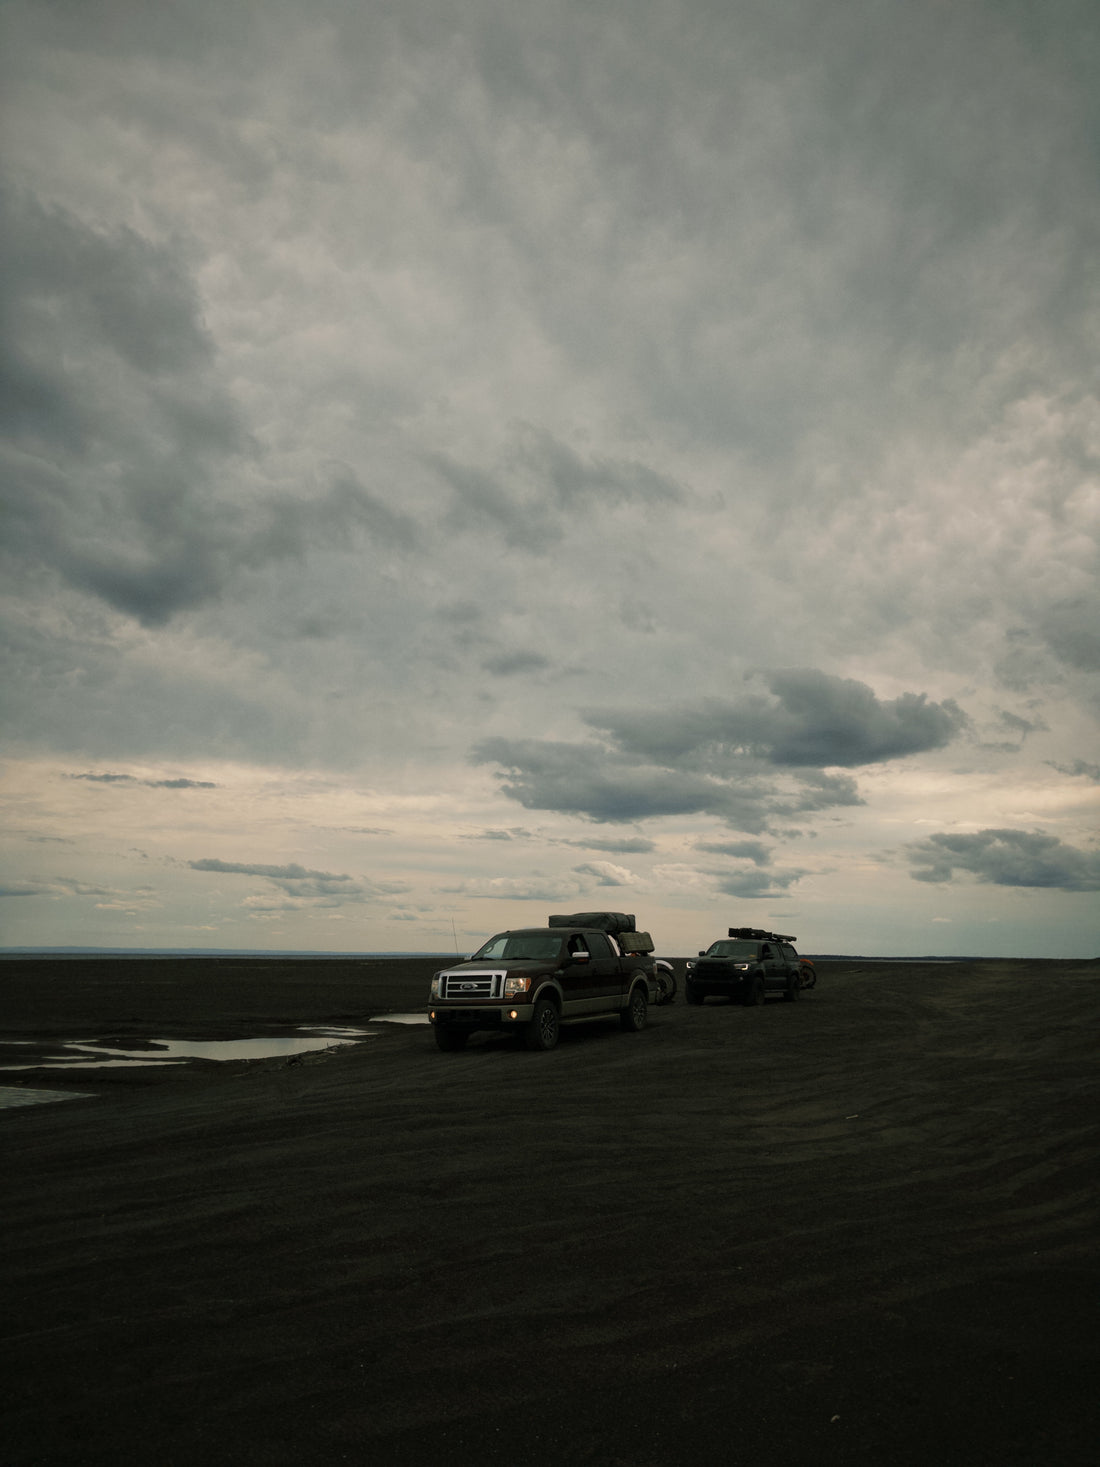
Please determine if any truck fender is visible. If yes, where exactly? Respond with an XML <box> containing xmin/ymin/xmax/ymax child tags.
<box><xmin>626</xmin><ymin>971</ymin><xmax>652</xmax><ymax>1005</ymax></box>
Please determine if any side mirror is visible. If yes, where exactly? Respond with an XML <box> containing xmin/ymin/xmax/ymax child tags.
<box><xmin>571</xmin><ymin>949</ymin><xmax>590</xmax><ymax>963</ymax></box>
<box><xmin>698</xmin><ymin>951</ymin><xmax>705</xmax><ymax>957</ymax></box>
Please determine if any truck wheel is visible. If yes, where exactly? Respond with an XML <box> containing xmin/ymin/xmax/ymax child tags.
<box><xmin>656</xmin><ymin>970</ymin><xmax>677</xmax><ymax>1005</ymax></box>
<box><xmin>525</xmin><ymin>999</ymin><xmax>560</xmax><ymax>1051</ymax></box>
<box><xmin>620</xmin><ymin>984</ymin><xmax>648</xmax><ymax>1032</ymax></box>
<box><xmin>743</xmin><ymin>976</ymin><xmax>765</xmax><ymax>1007</ymax></box>
<box><xmin>434</xmin><ymin>1025</ymin><xmax>468</xmax><ymax>1051</ymax></box>
<box><xmin>685</xmin><ymin>983</ymin><xmax>703</xmax><ymax>1006</ymax></box>
<box><xmin>783</xmin><ymin>974</ymin><xmax>800</xmax><ymax>1002</ymax></box>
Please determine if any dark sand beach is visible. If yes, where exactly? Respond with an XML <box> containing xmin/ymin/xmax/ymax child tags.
<box><xmin>2</xmin><ymin>955</ymin><xmax>1098</xmax><ymax>1466</ymax></box>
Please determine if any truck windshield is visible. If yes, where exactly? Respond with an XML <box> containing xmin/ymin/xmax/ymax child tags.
<box><xmin>705</xmin><ymin>940</ymin><xmax>759</xmax><ymax>959</ymax></box>
<box><xmin>472</xmin><ymin>933</ymin><xmax>563</xmax><ymax>962</ymax></box>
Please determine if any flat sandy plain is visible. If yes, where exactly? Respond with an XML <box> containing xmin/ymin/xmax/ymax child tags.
<box><xmin>2</xmin><ymin>955</ymin><xmax>1098</xmax><ymax>1466</ymax></box>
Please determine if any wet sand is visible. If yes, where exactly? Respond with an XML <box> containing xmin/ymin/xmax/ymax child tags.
<box><xmin>2</xmin><ymin>956</ymin><xmax>1098</xmax><ymax>1466</ymax></box>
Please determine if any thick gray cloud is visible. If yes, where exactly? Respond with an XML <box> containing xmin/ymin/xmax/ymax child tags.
<box><xmin>471</xmin><ymin>670</ymin><xmax>959</xmax><ymax>831</ymax></box>
<box><xmin>587</xmin><ymin>671</ymin><xmax>970</xmax><ymax>771</ymax></box>
<box><xmin>906</xmin><ymin>830</ymin><xmax>1100</xmax><ymax>892</ymax></box>
<box><xmin>471</xmin><ymin>730</ymin><xmax>864</xmax><ymax>832</ymax></box>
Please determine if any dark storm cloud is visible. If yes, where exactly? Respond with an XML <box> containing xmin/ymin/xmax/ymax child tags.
<box><xmin>906</xmin><ymin>829</ymin><xmax>1100</xmax><ymax>892</ymax></box>
<box><xmin>470</xmin><ymin>734</ymin><xmax>862</xmax><ymax>832</ymax></box>
<box><xmin>472</xmin><ymin>737</ymin><xmax>763</xmax><ymax>826</ymax></box>
<box><xmin>588</xmin><ymin>671</ymin><xmax>969</xmax><ymax>770</ymax></box>
<box><xmin>469</xmin><ymin>669</ymin><xmax>957</xmax><ymax>830</ymax></box>
<box><xmin>1</xmin><ymin>190</ymin><xmax>424</xmax><ymax>627</ymax></box>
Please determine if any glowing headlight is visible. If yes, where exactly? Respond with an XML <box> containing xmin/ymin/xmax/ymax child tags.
<box><xmin>504</xmin><ymin>975</ymin><xmax>531</xmax><ymax>997</ymax></box>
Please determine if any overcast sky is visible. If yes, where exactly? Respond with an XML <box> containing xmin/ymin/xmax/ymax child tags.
<box><xmin>2</xmin><ymin>0</ymin><xmax>1097</xmax><ymax>957</ymax></box>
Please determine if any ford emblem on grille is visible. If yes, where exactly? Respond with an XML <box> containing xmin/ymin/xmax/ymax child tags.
<box><xmin>460</xmin><ymin>982</ymin><xmax>475</xmax><ymax>990</ymax></box>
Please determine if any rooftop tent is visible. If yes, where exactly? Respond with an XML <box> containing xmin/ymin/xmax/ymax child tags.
<box><xmin>549</xmin><ymin>912</ymin><xmax>636</xmax><ymax>935</ymax></box>
<box><xmin>729</xmin><ymin>927</ymin><xmax>797</xmax><ymax>943</ymax></box>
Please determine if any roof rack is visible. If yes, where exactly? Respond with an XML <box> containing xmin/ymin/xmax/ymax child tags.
<box><xmin>729</xmin><ymin>927</ymin><xmax>797</xmax><ymax>943</ymax></box>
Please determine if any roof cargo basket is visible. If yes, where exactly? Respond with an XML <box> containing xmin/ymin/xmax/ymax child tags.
<box><xmin>729</xmin><ymin>926</ymin><xmax>797</xmax><ymax>943</ymax></box>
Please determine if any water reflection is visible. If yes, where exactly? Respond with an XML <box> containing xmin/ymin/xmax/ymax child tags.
<box><xmin>66</xmin><ymin>1034</ymin><xmax>362</xmax><ymax>1064</ymax></box>
<box><xmin>0</xmin><ymin>1018</ymin><xmax>429</xmax><ymax>1070</ymax></box>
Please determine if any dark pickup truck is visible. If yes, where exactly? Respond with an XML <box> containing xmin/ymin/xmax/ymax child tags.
<box><xmin>428</xmin><ymin>911</ymin><xmax>659</xmax><ymax>1052</ymax></box>
<box><xmin>684</xmin><ymin>927</ymin><xmax>806</xmax><ymax>1006</ymax></box>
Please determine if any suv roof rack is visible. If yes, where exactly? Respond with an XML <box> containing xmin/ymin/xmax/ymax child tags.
<box><xmin>729</xmin><ymin>926</ymin><xmax>797</xmax><ymax>943</ymax></box>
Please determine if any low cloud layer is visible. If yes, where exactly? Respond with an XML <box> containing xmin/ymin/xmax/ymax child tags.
<box><xmin>473</xmin><ymin>671</ymin><xmax>962</xmax><ymax>832</ymax></box>
<box><xmin>906</xmin><ymin>830</ymin><xmax>1100</xmax><ymax>892</ymax></box>
<box><xmin>587</xmin><ymin>671</ymin><xmax>970</xmax><ymax>770</ymax></box>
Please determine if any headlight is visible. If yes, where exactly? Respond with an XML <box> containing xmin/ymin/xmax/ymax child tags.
<box><xmin>733</xmin><ymin>964</ymin><xmax>749</xmax><ymax>971</ymax></box>
<box><xmin>685</xmin><ymin>961</ymin><xmax>695</xmax><ymax>972</ymax></box>
<box><xmin>504</xmin><ymin>975</ymin><xmax>531</xmax><ymax>997</ymax></box>
<box><xmin>430</xmin><ymin>975</ymin><xmax>442</xmax><ymax>998</ymax></box>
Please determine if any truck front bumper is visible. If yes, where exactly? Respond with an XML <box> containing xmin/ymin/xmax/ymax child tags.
<box><xmin>429</xmin><ymin>1004</ymin><xmax>532</xmax><ymax>1030</ymax></box>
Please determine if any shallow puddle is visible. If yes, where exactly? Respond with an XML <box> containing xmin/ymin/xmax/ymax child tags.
<box><xmin>0</xmin><ymin>1018</ymin><xmax>427</xmax><ymax>1070</ymax></box>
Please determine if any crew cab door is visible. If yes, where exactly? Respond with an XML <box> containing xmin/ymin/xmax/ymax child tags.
<box><xmin>778</xmin><ymin>943</ymin><xmax>803</xmax><ymax>989</ymax></box>
<box><xmin>759</xmin><ymin>942</ymin><xmax>786</xmax><ymax>991</ymax></box>
<box><xmin>559</xmin><ymin>930</ymin><xmax>607</xmax><ymax>1013</ymax></box>
<box><xmin>582</xmin><ymin>930</ymin><xmax>621</xmax><ymax>1003</ymax></box>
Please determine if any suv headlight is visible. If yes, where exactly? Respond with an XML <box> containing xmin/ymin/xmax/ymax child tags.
<box><xmin>504</xmin><ymin>975</ymin><xmax>531</xmax><ymax>997</ymax></box>
<box><xmin>430</xmin><ymin>975</ymin><xmax>443</xmax><ymax>998</ymax></box>
<box><xmin>685</xmin><ymin>960</ymin><xmax>695</xmax><ymax>972</ymax></box>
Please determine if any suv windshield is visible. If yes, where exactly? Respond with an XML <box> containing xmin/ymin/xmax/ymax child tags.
<box><xmin>705</xmin><ymin>939</ymin><xmax>759</xmax><ymax>959</ymax></box>
<box><xmin>472</xmin><ymin>932</ymin><xmax>564</xmax><ymax>962</ymax></box>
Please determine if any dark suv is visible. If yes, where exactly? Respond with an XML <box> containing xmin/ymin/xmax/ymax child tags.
<box><xmin>684</xmin><ymin>927</ymin><xmax>805</xmax><ymax>1006</ymax></box>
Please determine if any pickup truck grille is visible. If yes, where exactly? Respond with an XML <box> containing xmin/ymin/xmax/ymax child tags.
<box><xmin>439</xmin><ymin>969</ymin><xmax>506</xmax><ymax>999</ymax></box>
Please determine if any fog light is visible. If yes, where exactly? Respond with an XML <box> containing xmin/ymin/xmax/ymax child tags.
<box><xmin>509</xmin><ymin>1009</ymin><xmax>518</xmax><ymax>1020</ymax></box>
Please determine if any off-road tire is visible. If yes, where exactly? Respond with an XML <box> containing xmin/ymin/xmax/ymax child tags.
<box><xmin>743</xmin><ymin>975</ymin><xmax>766</xmax><ymax>1007</ymax></box>
<box><xmin>620</xmin><ymin>983</ymin><xmax>648</xmax><ymax>1032</ymax></box>
<box><xmin>525</xmin><ymin>999</ymin><xmax>560</xmax><ymax>1051</ymax></box>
